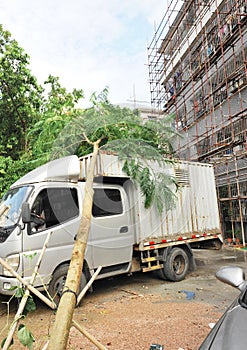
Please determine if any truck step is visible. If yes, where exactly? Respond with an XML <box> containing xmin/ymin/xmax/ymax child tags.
<box><xmin>142</xmin><ymin>264</ymin><xmax>164</xmax><ymax>272</ymax></box>
<box><xmin>141</xmin><ymin>251</ymin><xmax>163</xmax><ymax>272</ymax></box>
<box><xmin>141</xmin><ymin>256</ymin><xmax>163</xmax><ymax>263</ymax></box>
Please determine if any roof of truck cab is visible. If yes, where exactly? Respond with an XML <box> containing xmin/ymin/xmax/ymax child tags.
<box><xmin>11</xmin><ymin>155</ymin><xmax>80</xmax><ymax>188</ymax></box>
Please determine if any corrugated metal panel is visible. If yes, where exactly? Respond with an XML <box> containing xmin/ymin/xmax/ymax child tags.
<box><xmin>80</xmin><ymin>153</ymin><xmax>220</xmax><ymax>243</ymax></box>
<box><xmin>133</xmin><ymin>161</ymin><xmax>220</xmax><ymax>243</ymax></box>
<box><xmin>79</xmin><ymin>152</ymin><xmax>128</xmax><ymax>179</ymax></box>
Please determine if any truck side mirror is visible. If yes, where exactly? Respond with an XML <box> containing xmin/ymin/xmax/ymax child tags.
<box><xmin>22</xmin><ymin>202</ymin><xmax>31</xmax><ymax>223</ymax></box>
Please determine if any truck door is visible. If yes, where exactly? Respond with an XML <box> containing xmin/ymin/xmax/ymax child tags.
<box><xmin>22</xmin><ymin>185</ymin><xmax>80</xmax><ymax>287</ymax></box>
<box><xmin>90</xmin><ymin>185</ymin><xmax>133</xmax><ymax>268</ymax></box>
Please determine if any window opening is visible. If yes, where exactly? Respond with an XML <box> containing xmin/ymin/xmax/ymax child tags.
<box><xmin>92</xmin><ymin>189</ymin><xmax>123</xmax><ymax>217</ymax></box>
<box><xmin>31</xmin><ymin>188</ymin><xmax>79</xmax><ymax>232</ymax></box>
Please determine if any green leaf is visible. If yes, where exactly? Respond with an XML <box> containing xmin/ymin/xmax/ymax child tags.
<box><xmin>8</xmin><ymin>285</ymin><xmax>18</xmax><ymax>291</ymax></box>
<box><xmin>14</xmin><ymin>287</ymin><xmax>24</xmax><ymax>299</ymax></box>
<box><xmin>1</xmin><ymin>336</ymin><xmax>14</xmax><ymax>349</ymax></box>
<box><xmin>17</xmin><ymin>324</ymin><xmax>35</xmax><ymax>350</ymax></box>
<box><xmin>23</xmin><ymin>252</ymin><xmax>37</xmax><ymax>260</ymax></box>
<box><xmin>23</xmin><ymin>296</ymin><xmax>36</xmax><ymax>316</ymax></box>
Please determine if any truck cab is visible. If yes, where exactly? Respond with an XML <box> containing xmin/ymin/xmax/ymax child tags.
<box><xmin>0</xmin><ymin>156</ymin><xmax>134</xmax><ymax>300</ymax></box>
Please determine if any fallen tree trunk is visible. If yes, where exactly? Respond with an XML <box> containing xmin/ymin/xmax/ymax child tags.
<box><xmin>47</xmin><ymin>139</ymin><xmax>100</xmax><ymax>350</ymax></box>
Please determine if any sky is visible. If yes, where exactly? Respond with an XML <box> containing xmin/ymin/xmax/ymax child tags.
<box><xmin>0</xmin><ymin>1</ymin><xmax>165</xmax><ymax>107</ymax></box>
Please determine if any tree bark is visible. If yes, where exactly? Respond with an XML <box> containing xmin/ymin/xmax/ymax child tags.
<box><xmin>47</xmin><ymin>140</ymin><xmax>100</xmax><ymax>350</ymax></box>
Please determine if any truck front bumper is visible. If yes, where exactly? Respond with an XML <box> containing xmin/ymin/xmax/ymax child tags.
<box><xmin>0</xmin><ymin>276</ymin><xmax>22</xmax><ymax>295</ymax></box>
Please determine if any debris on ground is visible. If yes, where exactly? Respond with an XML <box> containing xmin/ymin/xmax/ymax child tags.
<box><xmin>150</xmin><ymin>344</ymin><xmax>164</xmax><ymax>350</ymax></box>
<box><xmin>179</xmin><ymin>290</ymin><xmax>195</xmax><ymax>300</ymax></box>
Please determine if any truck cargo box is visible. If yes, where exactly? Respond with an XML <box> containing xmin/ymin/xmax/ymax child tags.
<box><xmin>79</xmin><ymin>152</ymin><xmax>221</xmax><ymax>246</ymax></box>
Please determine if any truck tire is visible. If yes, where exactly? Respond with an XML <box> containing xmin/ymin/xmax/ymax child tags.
<box><xmin>48</xmin><ymin>264</ymin><xmax>87</xmax><ymax>306</ymax></box>
<box><xmin>161</xmin><ymin>247</ymin><xmax>189</xmax><ymax>282</ymax></box>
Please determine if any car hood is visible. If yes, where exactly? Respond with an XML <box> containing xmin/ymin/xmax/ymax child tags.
<box><xmin>199</xmin><ymin>297</ymin><xmax>247</xmax><ymax>350</ymax></box>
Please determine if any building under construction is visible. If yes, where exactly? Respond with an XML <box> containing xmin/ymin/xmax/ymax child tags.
<box><xmin>148</xmin><ymin>0</ymin><xmax>247</xmax><ymax>244</ymax></box>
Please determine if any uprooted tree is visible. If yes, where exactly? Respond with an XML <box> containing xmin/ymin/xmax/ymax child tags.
<box><xmin>0</xmin><ymin>25</ymin><xmax>178</xmax><ymax>349</ymax></box>
<box><xmin>46</xmin><ymin>91</ymin><xmax>179</xmax><ymax>349</ymax></box>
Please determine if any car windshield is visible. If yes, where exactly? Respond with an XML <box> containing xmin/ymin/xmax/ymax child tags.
<box><xmin>0</xmin><ymin>186</ymin><xmax>32</xmax><ymax>228</ymax></box>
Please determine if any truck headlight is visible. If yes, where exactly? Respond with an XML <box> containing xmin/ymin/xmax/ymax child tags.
<box><xmin>4</xmin><ymin>254</ymin><xmax>20</xmax><ymax>276</ymax></box>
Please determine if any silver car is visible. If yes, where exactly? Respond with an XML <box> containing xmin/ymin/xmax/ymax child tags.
<box><xmin>199</xmin><ymin>266</ymin><xmax>247</xmax><ymax>350</ymax></box>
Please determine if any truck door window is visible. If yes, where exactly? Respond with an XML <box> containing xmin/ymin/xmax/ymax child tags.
<box><xmin>30</xmin><ymin>188</ymin><xmax>79</xmax><ymax>232</ymax></box>
<box><xmin>92</xmin><ymin>188</ymin><xmax>123</xmax><ymax>217</ymax></box>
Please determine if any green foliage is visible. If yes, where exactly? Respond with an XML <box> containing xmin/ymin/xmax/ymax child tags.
<box><xmin>1</xmin><ymin>287</ymin><xmax>36</xmax><ymax>349</ymax></box>
<box><xmin>0</xmin><ymin>27</ymin><xmax>85</xmax><ymax>196</ymax></box>
<box><xmin>23</xmin><ymin>252</ymin><xmax>37</xmax><ymax>261</ymax></box>
<box><xmin>1</xmin><ymin>337</ymin><xmax>14</xmax><ymax>349</ymax></box>
<box><xmin>28</xmin><ymin>75</ymin><xmax>84</xmax><ymax>166</ymax></box>
<box><xmin>0</xmin><ymin>156</ymin><xmax>34</xmax><ymax>197</ymax></box>
<box><xmin>1</xmin><ymin>318</ymin><xmax>35</xmax><ymax>349</ymax></box>
<box><xmin>17</xmin><ymin>324</ymin><xmax>35</xmax><ymax>350</ymax></box>
<box><xmin>153</xmin><ymin>173</ymin><xmax>178</xmax><ymax>213</ymax></box>
<box><xmin>0</xmin><ymin>25</ymin><xmax>43</xmax><ymax>159</ymax></box>
<box><xmin>122</xmin><ymin>157</ymin><xmax>177</xmax><ymax>213</ymax></box>
<box><xmin>49</xmin><ymin>88</ymin><xmax>178</xmax><ymax>213</ymax></box>
<box><xmin>123</xmin><ymin>160</ymin><xmax>155</xmax><ymax>208</ymax></box>
<box><xmin>14</xmin><ymin>286</ymin><xmax>25</xmax><ymax>298</ymax></box>
<box><xmin>23</xmin><ymin>295</ymin><xmax>36</xmax><ymax>316</ymax></box>
<box><xmin>13</xmin><ymin>287</ymin><xmax>36</xmax><ymax>315</ymax></box>
<box><xmin>0</xmin><ymin>26</ymin><xmax>178</xmax><ymax>214</ymax></box>
<box><xmin>50</xmin><ymin>88</ymin><xmax>142</xmax><ymax>159</ymax></box>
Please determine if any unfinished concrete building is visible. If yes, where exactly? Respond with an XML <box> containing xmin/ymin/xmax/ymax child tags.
<box><xmin>148</xmin><ymin>0</ymin><xmax>247</xmax><ymax>244</ymax></box>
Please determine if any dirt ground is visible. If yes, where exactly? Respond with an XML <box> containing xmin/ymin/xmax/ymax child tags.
<box><xmin>0</xmin><ymin>247</ymin><xmax>246</xmax><ymax>350</ymax></box>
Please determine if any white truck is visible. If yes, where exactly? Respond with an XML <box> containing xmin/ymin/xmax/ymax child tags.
<box><xmin>0</xmin><ymin>153</ymin><xmax>222</xmax><ymax>301</ymax></box>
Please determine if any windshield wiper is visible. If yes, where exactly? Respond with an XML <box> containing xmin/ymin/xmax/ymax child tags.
<box><xmin>0</xmin><ymin>226</ymin><xmax>16</xmax><ymax>243</ymax></box>
<box><xmin>0</xmin><ymin>225</ymin><xmax>16</xmax><ymax>232</ymax></box>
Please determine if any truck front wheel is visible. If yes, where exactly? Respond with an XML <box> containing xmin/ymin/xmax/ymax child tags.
<box><xmin>159</xmin><ymin>247</ymin><xmax>189</xmax><ymax>282</ymax></box>
<box><xmin>48</xmin><ymin>264</ymin><xmax>87</xmax><ymax>306</ymax></box>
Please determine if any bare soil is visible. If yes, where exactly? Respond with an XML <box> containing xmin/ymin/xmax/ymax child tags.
<box><xmin>0</xmin><ymin>247</ymin><xmax>246</xmax><ymax>350</ymax></box>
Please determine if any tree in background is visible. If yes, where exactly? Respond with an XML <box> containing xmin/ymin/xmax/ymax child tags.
<box><xmin>0</xmin><ymin>25</ymin><xmax>43</xmax><ymax>159</ymax></box>
<box><xmin>0</xmin><ymin>26</ymin><xmax>84</xmax><ymax>196</ymax></box>
<box><xmin>28</xmin><ymin>75</ymin><xmax>84</xmax><ymax>166</ymax></box>
<box><xmin>0</xmin><ymin>25</ymin><xmax>43</xmax><ymax>195</ymax></box>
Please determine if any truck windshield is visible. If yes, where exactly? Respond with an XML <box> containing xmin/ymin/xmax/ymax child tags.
<box><xmin>0</xmin><ymin>186</ymin><xmax>32</xmax><ymax>228</ymax></box>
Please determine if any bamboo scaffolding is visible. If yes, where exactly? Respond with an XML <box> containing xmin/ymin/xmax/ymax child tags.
<box><xmin>0</xmin><ymin>250</ymin><xmax>108</xmax><ymax>349</ymax></box>
<box><xmin>77</xmin><ymin>265</ymin><xmax>102</xmax><ymax>306</ymax></box>
<box><xmin>41</xmin><ymin>320</ymin><xmax>108</xmax><ymax>350</ymax></box>
<box><xmin>147</xmin><ymin>0</ymin><xmax>247</xmax><ymax>241</ymax></box>
<box><xmin>72</xmin><ymin>320</ymin><xmax>108</xmax><ymax>350</ymax></box>
<box><xmin>0</xmin><ymin>257</ymin><xmax>56</xmax><ymax>310</ymax></box>
<box><xmin>2</xmin><ymin>231</ymin><xmax>53</xmax><ymax>350</ymax></box>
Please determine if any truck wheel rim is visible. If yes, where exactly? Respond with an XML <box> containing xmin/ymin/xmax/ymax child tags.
<box><xmin>54</xmin><ymin>276</ymin><xmax>66</xmax><ymax>296</ymax></box>
<box><xmin>173</xmin><ymin>256</ymin><xmax>185</xmax><ymax>275</ymax></box>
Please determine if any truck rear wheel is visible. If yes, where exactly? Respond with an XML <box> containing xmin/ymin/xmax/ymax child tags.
<box><xmin>159</xmin><ymin>247</ymin><xmax>189</xmax><ymax>282</ymax></box>
<box><xmin>48</xmin><ymin>264</ymin><xmax>87</xmax><ymax>306</ymax></box>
